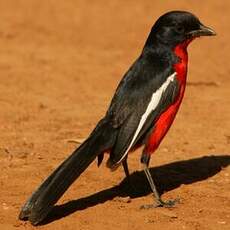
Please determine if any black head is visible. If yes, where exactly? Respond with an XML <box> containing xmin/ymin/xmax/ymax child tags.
<box><xmin>145</xmin><ymin>11</ymin><xmax>216</xmax><ymax>48</ymax></box>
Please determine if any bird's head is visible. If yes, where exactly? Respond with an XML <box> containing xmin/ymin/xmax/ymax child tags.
<box><xmin>145</xmin><ymin>11</ymin><xmax>216</xmax><ymax>48</ymax></box>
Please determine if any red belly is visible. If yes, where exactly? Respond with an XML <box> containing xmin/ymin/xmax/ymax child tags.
<box><xmin>144</xmin><ymin>92</ymin><xmax>183</xmax><ymax>153</ymax></box>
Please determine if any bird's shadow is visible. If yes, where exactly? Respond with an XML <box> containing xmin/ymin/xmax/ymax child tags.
<box><xmin>41</xmin><ymin>154</ymin><xmax>230</xmax><ymax>225</ymax></box>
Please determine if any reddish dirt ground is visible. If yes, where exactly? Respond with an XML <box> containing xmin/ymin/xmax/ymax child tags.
<box><xmin>0</xmin><ymin>1</ymin><xmax>230</xmax><ymax>230</ymax></box>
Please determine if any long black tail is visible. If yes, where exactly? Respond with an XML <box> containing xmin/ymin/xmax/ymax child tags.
<box><xmin>19</xmin><ymin>118</ymin><xmax>117</xmax><ymax>225</ymax></box>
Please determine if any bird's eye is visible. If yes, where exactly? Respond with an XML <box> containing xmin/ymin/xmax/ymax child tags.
<box><xmin>176</xmin><ymin>26</ymin><xmax>184</xmax><ymax>33</ymax></box>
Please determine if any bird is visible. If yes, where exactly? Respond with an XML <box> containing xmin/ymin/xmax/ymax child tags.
<box><xmin>19</xmin><ymin>11</ymin><xmax>216</xmax><ymax>225</ymax></box>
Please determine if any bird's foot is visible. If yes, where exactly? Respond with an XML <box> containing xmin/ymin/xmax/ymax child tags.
<box><xmin>140</xmin><ymin>198</ymin><xmax>179</xmax><ymax>209</ymax></box>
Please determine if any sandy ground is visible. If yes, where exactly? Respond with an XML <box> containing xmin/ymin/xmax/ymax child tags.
<box><xmin>0</xmin><ymin>1</ymin><xmax>230</xmax><ymax>229</ymax></box>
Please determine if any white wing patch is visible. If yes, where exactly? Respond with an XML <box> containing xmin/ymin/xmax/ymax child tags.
<box><xmin>117</xmin><ymin>72</ymin><xmax>177</xmax><ymax>164</ymax></box>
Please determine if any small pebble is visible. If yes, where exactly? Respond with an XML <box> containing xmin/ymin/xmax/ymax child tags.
<box><xmin>218</xmin><ymin>221</ymin><xmax>226</xmax><ymax>224</ymax></box>
<box><xmin>113</xmin><ymin>196</ymin><xmax>131</xmax><ymax>203</ymax></box>
<box><xmin>2</xmin><ymin>203</ymin><xmax>9</xmax><ymax>210</ymax></box>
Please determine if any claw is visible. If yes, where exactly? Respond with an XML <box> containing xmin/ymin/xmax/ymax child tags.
<box><xmin>140</xmin><ymin>198</ymin><xmax>179</xmax><ymax>209</ymax></box>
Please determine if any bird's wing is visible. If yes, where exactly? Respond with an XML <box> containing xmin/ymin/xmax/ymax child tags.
<box><xmin>106</xmin><ymin>52</ymin><xmax>180</xmax><ymax>167</ymax></box>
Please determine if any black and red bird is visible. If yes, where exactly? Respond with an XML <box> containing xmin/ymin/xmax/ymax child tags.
<box><xmin>19</xmin><ymin>11</ymin><xmax>216</xmax><ymax>225</ymax></box>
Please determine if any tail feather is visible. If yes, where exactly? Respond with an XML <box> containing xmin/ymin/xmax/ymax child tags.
<box><xmin>19</xmin><ymin>118</ymin><xmax>116</xmax><ymax>225</ymax></box>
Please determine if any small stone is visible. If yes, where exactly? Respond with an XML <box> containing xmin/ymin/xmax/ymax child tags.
<box><xmin>37</xmin><ymin>155</ymin><xmax>43</xmax><ymax>159</ymax></box>
<box><xmin>2</xmin><ymin>203</ymin><xmax>9</xmax><ymax>210</ymax></box>
<box><xmin>113</xmin><ymin>196</ymin><xmax>131</xmax><ymax>203</ymax></box>
<box><xmin>218</xmin><ymin>221</ymin><xmax>226</xmax><ymax>224</ymax></box>
<box><xmin>162</xmin><ymin>148</ymin><xmax>169</xmax><ymax>152</ymax></box>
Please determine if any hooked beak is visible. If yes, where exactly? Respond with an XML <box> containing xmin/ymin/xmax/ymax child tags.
<box><xmin>187</xmin><ymin>24</ymin><xmax>216</xmax><ymax>37</ymax></box>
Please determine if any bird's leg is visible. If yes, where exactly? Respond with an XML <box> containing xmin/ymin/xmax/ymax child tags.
<box><xmin>140</xmin><ymin>154</ymin><xmax>178</xmax><ymax>209</ymax></box>
<box><xmin>121</xmin><ymin>156</ymin><xmax>137</xmax><ymax>193</ymax></box>
<box><xmin>122</xmin><ymin>156</ymin><xmax>130</xmax><ymax>179</ymax></box>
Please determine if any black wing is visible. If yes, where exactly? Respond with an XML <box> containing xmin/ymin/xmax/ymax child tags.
<box><xmin>105</xmin><ymin>50</ymin><xmax>179</xmax><ymax>167</ymax></box>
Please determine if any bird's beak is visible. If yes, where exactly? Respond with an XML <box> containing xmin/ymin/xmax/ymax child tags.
<box><xmin>187</xmin><ymin>24</ymin><xmax>216</xmax><ymax>37</ymax></box>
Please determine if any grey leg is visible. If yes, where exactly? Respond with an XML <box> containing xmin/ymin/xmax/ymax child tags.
<box><xmin>141</xmin><ymin>162</ymin><xmax>178</xmax><ymax>208</ymax></box>
<box><xmin>140</xmin><ymin>151</ymin><xmax>178</xmax><ymax>208</ymax></box>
